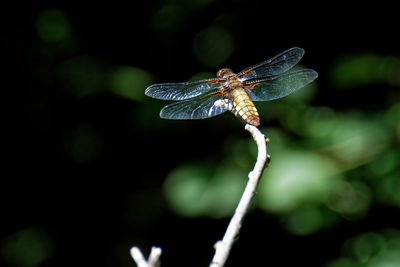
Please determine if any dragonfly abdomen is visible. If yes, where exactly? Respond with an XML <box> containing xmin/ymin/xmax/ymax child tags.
<box><xmin>231</xmin><ymin>88</ymin><xmax>260</xmax><ymax>126</ymax></box>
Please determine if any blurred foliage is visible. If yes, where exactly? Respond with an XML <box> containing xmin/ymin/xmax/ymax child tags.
<box><xmin>63</xmin><ymin>124</ymin><xmax>105</xmax><ymax>163</ymax></box>
<box><xmin>7</xmin><ymin>2</ymin><xmax>400</xmax><ymax>267</ymax></box>
<box><xmin>164</xmin><ymin>163</ymin><xmax>246</xmax><ymax>218</ymax></box>
<box><xmin>108</xmin><ymin>66</ymin><xmax>155</xmax><ymax>101</ymax></box>
<box><xmin>330</xmin><ymin>54</ymin><xmax>400</xmax><ymax>88</ymax></box>
<box><xmin>193</xmin><ymin>25</ymin><xmax>234</xmax><ymax>68</ymax></box>
<box><xmin>35</xmin><ymin>8</ymin><xmax>71</xmax><ymax>43</ymax></box>
<box><xmin>326</xmin><ymin>229</ymin><xmax>400</xmax><ymax>266</ymax></box>
<box><xmin>57</xmin><ymin>55</ymin><xmax>105</xmax><ymax>97</ymax></box>
<box><xmin>1</xmin><ymin>228</ymin><xmax>53</xmax><ymax>267</ymax></box>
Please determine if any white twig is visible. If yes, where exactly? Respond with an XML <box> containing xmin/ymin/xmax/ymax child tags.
<box><xmin>130</xmin><ymin>125</ymin><xmax>269</xmax><ymax>267</ymax></box>
<box><xmin>130</xmin><ymin>246</ymin><xmax>162</xmax><ymax>267</ymax></box>
<box><xmin>210</xmin><ymin>124</ymin><xmax>270</xmax><ymax>267</ymax></box>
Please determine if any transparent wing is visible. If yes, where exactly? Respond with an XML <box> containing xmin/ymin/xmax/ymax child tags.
<box><xmin>160</xmin><ymin>94</ymin><xmax>228</xmax><ymax>120</ymax></box>
<box><xmin>243</xmin><ymin>69</ymin><xmax>318</xmax><ymax>101</ymax></box>
<box><xmin>145</xmin><ymin>78</ymin><xmax>222</xmax><ymax>100</ymax></box>
<box><xmin>238</xmin><ymin>47</ymin><xmax>305</xmax><ymax>81</ymax></box>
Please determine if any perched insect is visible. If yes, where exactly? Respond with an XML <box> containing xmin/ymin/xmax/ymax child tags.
<box><xmin>145</xmin><ymin>47</ymin><xmax>318</xmax><ymax>126</ymax></box>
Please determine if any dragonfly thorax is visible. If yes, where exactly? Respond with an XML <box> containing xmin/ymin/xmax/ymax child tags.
<box><xmin>217</xmin><ymin>68</ymin><xmax>243</xmax><ymax>93</ymax></box>
<box><xmin>216</xmin><ymin>68</ymin><xmax>235</xmax><ymax>78</ymax></box>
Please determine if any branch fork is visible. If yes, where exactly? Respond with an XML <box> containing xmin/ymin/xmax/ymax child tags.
<box><xmin>130</xmin><ymin>246</ymin><xmax>162</xmax><ymax>267</ymax></box>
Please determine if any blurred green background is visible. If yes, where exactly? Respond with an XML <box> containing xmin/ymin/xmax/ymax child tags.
<box><xmin>2</xmin><ymin>1</ymin><xmax>400</xmax><ymax>267</ymax></box>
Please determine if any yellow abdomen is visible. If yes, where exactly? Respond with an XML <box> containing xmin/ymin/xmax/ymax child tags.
<box><xmin>231</xmin><ymin>88</ymin><xmax>260</xmax><ymax>126</ymax></box>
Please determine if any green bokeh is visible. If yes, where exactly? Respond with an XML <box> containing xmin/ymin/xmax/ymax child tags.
<box><xmin>57</xmin><ymin>55</ymin><xmax>104</xmax><ymax>97</ymax></box>
<box><xmin>153</xmin><ymin>4</ymin><xmax>186</xmax><ymax>33</ymax></box>
<box><xmin>108</xmin><ymin>66</ymin><xmax>154</xmax><ymax>101</ymax></box>
<box><xmin>330</xmin><ymin>54</ymin><xmax>388</xmax><ymax>88</ymax></box>
<box><xmin>1</xmin><ymin>228</ymin><xmax>54</xmax><ymax>267</ymax></box>
<box><xmin>326</xmin><ymin>181</ymin><xmax>371</xmax><ymax>220</ymax></box>
<box><xmin>36</xmin><ymin>8</ymin><xmax>71</xmax><ymax>43</ymax></box>
<box><xmin>258</xmin><ymin>149</ymin><xmax>338</xmax><ymax>212</ymax></box>
<box><xmin>163</xmin><ymin>163</ymin><xmax>246</xmax><ymax>218</ymax></box>
<box><xmin>330</xmin><ymin>53</ymin><xmax>400</xmax><ymax>89</ymax></box>
<box><xmin>193</xmin><ymin>26</ymin><xmax>234</xmax><ymax>68</ymax></box>
<box><xmin>63</xmin><ymin>124</ymin><xmax>104</xmax><ymax>163</ymax></box>
<box><xmin>326</xmin><ymin>229</ymin><xmax>400</xmax><ymax>266</ymax></box>
<box><xmin>285</xmin><ymin>205</ymin><xmax>325</xmax><ymax>235</ymax></box>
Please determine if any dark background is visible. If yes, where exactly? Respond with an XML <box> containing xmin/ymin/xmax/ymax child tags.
<box><xmin>2</xmin><ymin>1</ymin><xmax>400</xmax><ymax>267</ymax></box>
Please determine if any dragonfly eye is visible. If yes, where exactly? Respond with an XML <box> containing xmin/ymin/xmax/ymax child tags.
<box><xmin>217</xmin><ymin>68</ymin><xmax>233</xmax><ymax>78</ymax></box>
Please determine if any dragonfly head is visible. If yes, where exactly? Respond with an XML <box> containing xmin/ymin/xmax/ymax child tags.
<box><xmin>217</xmin><ymin>68</ymin><xmax>233</xmax><ymax>79</ymax></box>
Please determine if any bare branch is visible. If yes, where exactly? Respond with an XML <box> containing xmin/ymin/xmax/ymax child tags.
<box><xmin>131</xmin><ymin>246</ymin><xmax>162</xmax><ymax>267</ymax></box>
<box><xmin>209</xmin><ymin>124</ymin><xmax>270</xmax><ymax>267</ymax></box>
<box><xmin>131</xmin><ymin>125</ymin><xmax>269</xmax><ymax>267</ymax></box>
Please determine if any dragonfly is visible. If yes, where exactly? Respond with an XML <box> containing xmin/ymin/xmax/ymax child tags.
<box><xmin>145</xmin><ymin>47</ymin><xmax>318</xmax><ymax>126</ymax></box>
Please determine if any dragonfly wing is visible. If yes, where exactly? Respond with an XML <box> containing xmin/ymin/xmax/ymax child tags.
<box><xmin>238</xmin><ymin>47</ymin><xmax>305</xmax><ymax>81</ymax></box>
<box><xmin>145</xmin><ymin>78</ymin><xmax>222</xmax><ymax>100</ymax></box>
<box><xmin>244</xmin><ymin>69</ymin><xmax>318</xmax><ymax>101</ymax></box>
<box><xmin>160</xmin><ymin>94</ymin><xmax>228</xmax><ymax>120</ymax></box>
